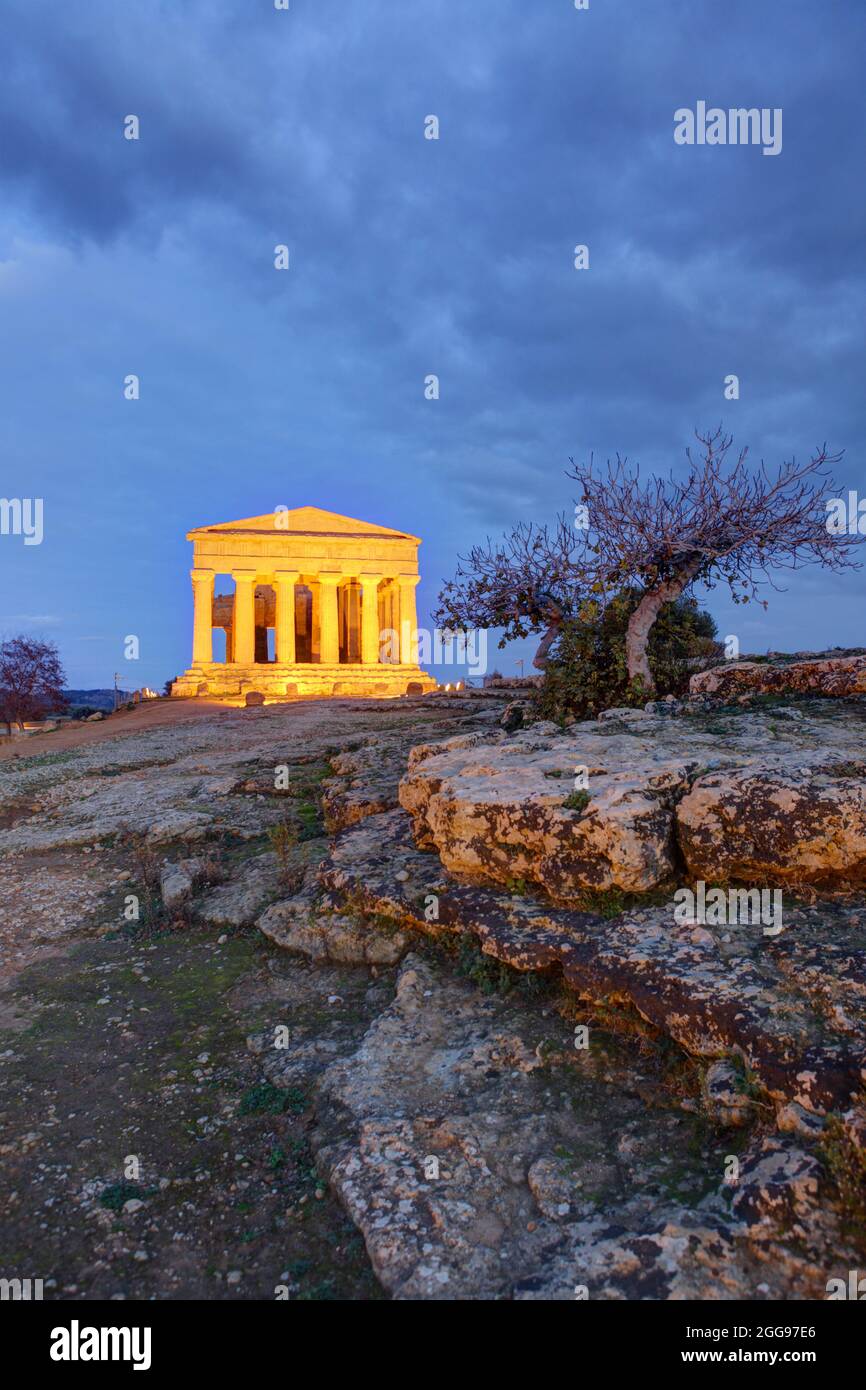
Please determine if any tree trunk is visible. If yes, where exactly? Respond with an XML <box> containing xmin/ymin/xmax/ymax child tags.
<box><xmin>532</xmin><ymin>617</ymin><xmax>563</xmax><ymax>671</ymax></box>
<box><xmin>625</xmin><ymin>564</ymin><xmax>700</xmax><ymax>691</ymax></box>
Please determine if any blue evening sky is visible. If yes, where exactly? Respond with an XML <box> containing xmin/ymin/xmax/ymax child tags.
<box><xmin>1</xmin><ymin>0</ymin><xmax>864</xmax><ymax>688</ymax></box>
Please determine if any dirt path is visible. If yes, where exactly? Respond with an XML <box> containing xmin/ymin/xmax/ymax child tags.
<box><xmin>0</xmin><ymin>698</ymin><xmax>242</xmax><ymax>762</ymax></box>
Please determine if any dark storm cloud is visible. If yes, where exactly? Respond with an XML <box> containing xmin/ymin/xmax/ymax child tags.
<box><xmin>1</xmin><ymin>0</ymin><xmax>864</xmax><ymax>683</ymax></box>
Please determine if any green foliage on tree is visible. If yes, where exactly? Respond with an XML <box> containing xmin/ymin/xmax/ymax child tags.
<box><xmin>534</xmin><ymin>591</ymin><xmax>720</xmax><ymax>723</ymax></box>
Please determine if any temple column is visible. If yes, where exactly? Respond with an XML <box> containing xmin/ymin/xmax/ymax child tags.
<box><xmin>359</xmin><ymin>574</ymin><xmax>383</xmax><ymax>665</ymax></box>
<box><xmin>191</xmin><ymin>568</ymin><xmax>215</xmax><ymax>665</ymax></box>
<box><xmin>232</xmin><ymin>570</ymin><xmax>257</xmax><ymax>665</ymax></box>
<box><xmin>382</xmin><ymin>583</ymin><xmax>395</xmax><ymax>661</ymax></box>
<box><xmin>397</xmin><ymin>575</ymin><xmax>420</xmax><ymax>665</ymax></box>
<box><xmin>318</xmin><ymin>572</ymin><xmax>341</xmax><ymax>665</ymax></box>
<box><xmin>274</xmin><ymin>570</ymin><xmax>299</xmax><ymax>665</ymax></box>
<box><xmin>311</xmin><ymin>583</ymin><xmax>320</xmax><ymax>661</ymax></box>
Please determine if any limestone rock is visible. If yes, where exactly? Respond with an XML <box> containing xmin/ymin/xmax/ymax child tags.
<box><xmin>776</xmin><ymin>1102</ymin><xmax>825</xmax><ymax>1140</ymax></box>
<box><xmin>677</xmin><ymin>766</ymin><xmax>866</xmax><ymax>886</ymax></box>
<box><xmin>644</xmin><ymin>698</ymin><xmax>686</xmax><ymax>717</ymax></box>
<box><xmin>321</xmin><ymin>739</ymin><xmax>404</xmax><ymax>832</ymax></box>
<box><xmin>691</xmin><ymin>655</ymin><xmax>866</xmax><ymax>700</ymax></box>
<box><xmin>731</xmin><ymin>1137</ymin><xmax>822</xmax><ymax>1231</ymax></box>
<box><xmin>319</xmin><ymin>811</ymin><xmax>866</xmax><ymax>1113</ymax></box>
<box><xmin>398</xmin><ymin>724</ymin><xmax>690</xmax><ymax>897</ymax></box>
<box><xmin>839</xmin><ymin>1103</ymin><xmax>866</xmax><ymax>1152</ymax></box>
<box><xmin>597</xmin><ymin>706</ymin><xmax>652</xmax><ymax>724</ymax></box>
<box><xmin>398</xmin><ymin>708</ymin><xmax>866</xmax><ymax>898</ymax></box>
<box><xmin>195</xmin><ymin>851</ymin><xmax>282</xmax><ymax>928</ymax></box>
<box><xmin>159</xmin><ymin>858</ymin><xmax>202</xmax><ymax>910</ymax></box>
<box><xmin>527</xmin><ymin>1157</ymin><xmax>576</xmax><ymax>1220</ymax></box>
<box><xmin>257</xmin><ymin>891</ymin><xmax>408</xmax><ymax>966</ymax></box>
<box><xmin>146</xmin><ymin>810</ymin><xmax>213</xmax><ymax>844</ymax></box>
<box><xmin>500</xmin><ymin>701</ymin><xmax>526</xmax><ymax>733</ymax></box>
<box><xmin>313</xmin><ymin>955</ymin><xmax>835</xmax><ymax>1299</ymax></box>
<box><xmin>702</xmin><ymin>1060</ymin><xmax>752</xmax><ymax>1127</ymax></box>
<box><xmin>319</xmin><ymin>808</ymin><xmax>450</xmax><ymax>931</ymax></box>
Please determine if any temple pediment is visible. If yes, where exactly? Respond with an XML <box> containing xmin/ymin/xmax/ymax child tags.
<box><xmin>188</xmin><ymin>506</ymin><xmax>420</xmax><ymax>543</ymax></box>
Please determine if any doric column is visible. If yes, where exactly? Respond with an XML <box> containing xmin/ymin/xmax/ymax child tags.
<box><xmin>397</xmin><ymin>575</ymin><xmax>420</xmax><ymax>665</ymax></box>
<box><xmin>190</xmin><ymin>568</ymin><xmax>215</xmax><ymax>665</ymax></box>
<box><xmin>318</xmin><ymin>572</ymin><xmax>341</xmax><ymax>665</ymax></box>
<box><xmin>274</xmin><ymin>570</ymin><xmax>299</xmax><ymax>665</ymax></box>
<box><xmin>359</xmin><ymin>574</ymin><xmax>383</xmax><ymax>665</ymax></box>
<box><xmin>232</xmin><ymin>570</ymin><xmax>257</xmax><ymax>665</ymax></box>
<box><xmin>345</xmin><ymin>582</ymin><xmax>361</xmax><ymax>662</ymax></box>
<box><xmin>385</xmin><ymin>583</ymin><xmax>399</xmax><ymax>662</ymax></box>
<box><xmin>311</xmin><ymin>583</ymin><xmax>320</xmax><ymax>661</ymax></box>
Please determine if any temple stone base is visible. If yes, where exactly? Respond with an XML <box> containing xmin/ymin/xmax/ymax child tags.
<box><xmin>170</xmin><ymin>662</ymin><xmax>438</xmax><ymax>702</ymax></box>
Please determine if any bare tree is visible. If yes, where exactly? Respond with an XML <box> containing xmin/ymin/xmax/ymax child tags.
<box><xmin>433</xmin><ymin>516</ymin><xmax>579</xmax><ymax>671</ymax></box>
<box><xmin>568</xmin><ymin>428</ymin><xmax>861</xmax><ymax>688</ymax></box>
<box><xmin>436</xmin><ymin>429</ymin><xmax>861</xmax><ymax>690</ymax></box>
<box><xmin>0</xmin><ymin>636</ymin><xmax>67</xmax><ymax>732</ymax></box>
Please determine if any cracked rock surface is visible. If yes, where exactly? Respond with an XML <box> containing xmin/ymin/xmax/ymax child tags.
<box><xmin>3</xmin><ymin>691</ymin><xmax>866</xmax><ymax>1300</ymax></box>
<box><xmin>312</xmin><ymin>955</ymin><xmax>843</xmax><ymax>1300</ymax></box>
<box><xmin>398</xmin><ymin>702</ymin><xmax>866</xmax><ymax>897</ymax></box>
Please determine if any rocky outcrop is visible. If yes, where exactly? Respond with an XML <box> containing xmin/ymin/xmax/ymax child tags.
<box><xmin>677</xmin><ymin>766</ymin><xmax>866</xmax><ymax>885</ymax></box>
<box><xmin>8</xmin><ymin>688</ymin><xmax>863</xmax><ymax>1300</ymax></box>
<box><xmin>320</xmin><ymin>739</ymin><xmax>407</xmax><ymax>832</ymax></box>
<box><xmin>398</xmin><ymin>710</ymin><xmax>866</xmax><ymax>898</ymax></box>
<box><xmin>311</xmin><ymin>955</ymin><xmax>842</xmax><ymax>1299</ymax></box>
<box><xmin>320</xmin><ymin>710</ymin><xmax>503</xmax><ymax>834</ymax></box>
<box><xmin>690</xmin><ymin>655</ymin><xmax>866</xmax><ymax>700</ymax></box>
<box><xmin>398</xmin><ymin>727</ymin><xmax>687</xmax><ymax>897</ymax></box>
<box><xmin>194</xmin><ymin>851</ymin><xmax>282</xmax><ymax>928</ymax></box>
<box><xmin>160</xmin><ymin>857</ymin><xmax>205</xmax><ymax>909</ymax></box>
<box><xmin>317</xmin><ymin>810</ymin><xmax>866</xmax><ymax>1114</ymax></box>
<box><xmin>258</xmin><ymin>887</ymin><xmax>409</xmax><ymax>966</ymax></box>
<box><xmin>730</xmin><ymin>1137</ymin><xmax>823</xmax><ymax>1233</ymax></box>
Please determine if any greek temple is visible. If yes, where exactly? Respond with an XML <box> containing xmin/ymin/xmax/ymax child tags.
<box><xmin>171</xmin><ymin>507</ymin><xmax>437</xmax><ymax>699</ymax></box>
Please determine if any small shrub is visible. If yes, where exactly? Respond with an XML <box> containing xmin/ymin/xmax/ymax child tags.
<box><xmin>99</xmin><ymin>1181</ymin><xmax>152</xmax><ymax>1212</ymax></box>
<box><xmin>535</xmin><ymin>591</ymin><xmax>721</xmax><ymax>723</ymax></box>
<box><xmin>268</xmin><ymin>819</ymin><xmax>300</xmax><ymax>886</ymax></box>
<box><xmin>821</xmin><ymin>1114</ymin><xmax>866</xmax><ymax>1238</ymax></box>
<box><xmin>120</xmin><ymin>828</ymin><xmax>165</xmax><ymax>929</ymax></box>
<box><xmin>457</xmin><ymin>933</ymin><xmax>515</xmax><ymax>994</ymax></box>
<box><xmin>238</xmin><ymin>1081</ymin><xmax>303</xmax><ymax>1116</ymax></box>
<box><xmin>562</xmin><ymin>790</ymin><xmax>590</xmax><ymax>814</ymax></box>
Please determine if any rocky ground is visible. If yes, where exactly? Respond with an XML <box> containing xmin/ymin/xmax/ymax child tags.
<box><xmin>1</xmin><ymin>688</ymin><xmax>865</xmax><ymax>1300</ymax></box>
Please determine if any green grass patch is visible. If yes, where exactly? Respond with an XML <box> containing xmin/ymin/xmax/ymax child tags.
<box><xmin>238</xmin><ymin>1082</ymin><xmax>307</xmax><ymax>1116</ymax></box>
<box><xmin>99</xmin><ymin>1181</ymin><xmax>155</xmax><ymax>1212</ymax></box>
<box><xmin>820</xmin><ymin>1114</ymin><xmax>866</xmax><ymax>1239</ymax></box>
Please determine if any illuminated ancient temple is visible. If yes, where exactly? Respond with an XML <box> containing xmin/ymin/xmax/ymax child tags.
<box><xmin>171</xmin><ymin>507</ymin><xmax>436</xmax><ymax>700</ymax></box>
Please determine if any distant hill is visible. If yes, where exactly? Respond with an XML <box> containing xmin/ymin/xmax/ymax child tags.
<box><xmin>62</xmin><ymin>689</ymin><xmax>133</xmax><ymax>713</ymax></box>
